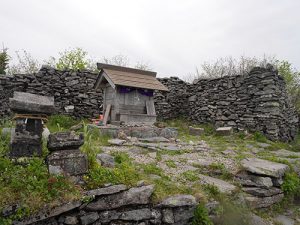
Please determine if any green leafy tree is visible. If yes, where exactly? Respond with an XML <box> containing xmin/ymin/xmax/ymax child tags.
<box><xmin>277</xmin><ymin>60</ymin><xmax>300</xmax><ymax>111</ymax></box>
<box><xmin>0</xmin><ymin>47</ymin><xmax>9</xmax><ymax>74</ymax></box>
<box><xmin>49</xmin><ymin>47</ymin><xmax>94</xmax><ymax>71</ymax></box>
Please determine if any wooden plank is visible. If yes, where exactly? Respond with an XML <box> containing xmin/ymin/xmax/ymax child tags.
<box><xmin>146</xmin><ymin>99</ymin><xmax>156</xmax><ymax>115</ymax></box>
<box><xmin>103</xmin><ymin>104</ymin><xmax>111</xmax><ymax>125</ymax></box>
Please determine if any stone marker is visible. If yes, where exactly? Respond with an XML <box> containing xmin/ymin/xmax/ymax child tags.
<box><xmin>9</xmin><ymin>91</ymin><xmax>55</xmax><ymax>114</ymax></box>
<box><xmin>216</xmin><ymin>127</ymin><xmax>233</xmax><ymax>136</ymax></box>
<box><xmin>189</xmin><ymin>126</ymin><xmax>204</xmax><ymax>136</ymax></box>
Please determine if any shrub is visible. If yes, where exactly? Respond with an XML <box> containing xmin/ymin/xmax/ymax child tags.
<box><xmin>281</xmin><ymin>172</ymin><xmax>300</xmax><ymax>196</ymax></box>
<box><xmin>192</xmin><ymin>203</ymin><xmax>213</xmax><ymax>225</ymax></box>
<box><xmin>253</xmin><ymin>131</ymin><xmax>268</xmax><ymax>143</ymax></box>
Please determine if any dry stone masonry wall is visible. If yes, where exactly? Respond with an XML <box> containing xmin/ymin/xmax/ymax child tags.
<box><xmin>0</xmin><ymin>65</ymin><xmax>298</xmax><ymax>141</ymax></box>
<box><xmin>11</xmin><ymin>185</ymin><xmax>198</xmax><ymax>225</ymax></box>
<box><xmin>0</xmin><ymin>66</ymin><xmax>102</xmax><ymax>118</ymax></box>
<box><xmin>156</xmin><ymin>67</ymin><xmax>299</xmax><ymax>142</ymax></box>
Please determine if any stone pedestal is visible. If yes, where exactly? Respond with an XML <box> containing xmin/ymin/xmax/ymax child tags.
<box><xmin>47</xmin><ymin>150</ymin><xmax>88</xmax><ymax>176</ymax></box>
<box><xmin>10</xmin><ymin>118</ymin><xmax>43</xmax><ymax>157</ymax></box>
<box><xmin>47</xmin><ymin>132</ymin><xmax>87</xmax><ymax>176</ymax></box>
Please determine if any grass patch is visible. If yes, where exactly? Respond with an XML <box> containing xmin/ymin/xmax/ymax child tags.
<box><xmin>47</xmin><ymin>115</ymin><xmax>79</xmax><ymax>132</ymax></box>
<box><xmin>84</xmin><ymin>152</ymin><xmax>141</xmax><ymax>188</ymax></box>
<box><xmin>181</xmin><ymin>170</ymin><xmax>199</xmax><ymax>182</ymax></box>
<box><xmin>0</xmin><ymin>157</ymin><xmax>81</xmax><ymax>223</ymax></box>
<box><xmin>141</xmin><ymin>163</ymin><xmax>164</xmax><ymax>177</ymax></box>
<box><xmin>209</xmin><ymin>163</ymin><xmax>233</xmax><ymax>180</ymax></box>
<box><xmin>165</xmin><ymin>160</ymin><xmax>177</xmax><ymax>168</ymax></box>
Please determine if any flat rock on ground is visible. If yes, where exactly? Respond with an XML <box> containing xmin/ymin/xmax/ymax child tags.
<box><xmin>274</xmin><ymin>215</ymin><xmax>295</xmax><ymax>225</ymax></box>
<box><xmin>273</xmin><ymin>149</ymin><xmax>300</xmax><ymax>158</ymax></box>
<box><xmin>138</xmin><ymin>137</ymin><xmax>170</xmax><ymax>143</ymax></box>
<box><xmin>199</xmin><ymin>174</ymin><xmax>237</xmax><ymax>194</ymax></box>
<box><xmin>108</xmin><ymin>139</ymin><xmax>126</xmax><ymax>146</ymax></box>
<box><xmin>241</xmin><ymin>158</ymin><xmax>289</xmax><ymax>178</ymax></box>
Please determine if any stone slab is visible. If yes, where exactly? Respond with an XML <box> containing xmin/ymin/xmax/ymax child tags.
<box><xmin>138</xmin><ymin>136</ymin><xmax>170</xmax><ymax>143</ymax></box>
<box><xmin>199</xmin><ymin>174</ymin><xmax>237</xmax><ymax>194</ymax></box>
<box><xmin>158</xmin><ymin>195</ymin><xmax>196</xmax><ymax>208</ymax></box>
<box><xmin>189</xmin><ymin>126</ymin><xmax>204</xmax><ymax>136</ymax></box>
<box><xmin>242</xmin><ymin>187</ymin><xmax>283</xmax><ymax>197</ymax></box>
<box><xmin>108</xmin><ymin>139</ymin><xmax>126</xmax><ymax>146</ymax></box>
<box><xmin>85</xmin><ymin>184</ymin><xmax>127</xmax><ymax>197</ymax></box>
<box><xmin>85</xmin><ymin>185</ymin><xmax>154</xmax><ymax>211</ymax></box>
<box><xmin>9</xmin><ymin>91</ymin><xmax>55</xmax><ymax>114</ymax></box>
<box><xmin>241</xmin><ymin>158</ymin><xmax>289</xmax><ymax>178</ymax></box>
<box><xmin>88</xmin><ymin>124</ymin><xmax>178</xmax><ymax>139</ymax></box>
<box><xmin>235</xmin><ymin>171</ymin><xmax>273</xmax><ymax>188</ymax></box>
<box><xmin>47</xmin><ymin>131</ymin><xmax>84</xmax><ymax>151</ymax></box>
<box><xmin>245</xmin><ymin>193</ymin><xmax>284</xmax><ymax>209</ymax></box>
<box><xmin>216</xmin><ymin>127</ymin><xmax>233</xmax><ymax>136</ymax></box>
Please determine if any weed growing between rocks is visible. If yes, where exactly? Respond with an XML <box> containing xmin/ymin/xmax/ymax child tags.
<box><xmin>281</xmin><ymin>172</ymin><xmax>300</xmax><ymax>197</ymax></box>
<box><xmin>47</xmin><ymin>115</ymin><xmax>79</xmax><ymax>132</ymax></box>
<box><xmin>192</xmin><ymin>203</ymin><xmax>213</xmax><ymax>225</ymax></box>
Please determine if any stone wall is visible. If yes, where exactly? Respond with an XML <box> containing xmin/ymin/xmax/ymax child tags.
<box><xmin>0</xmin><ymin>66</ymin><xmax>102</xmax><ymax>118</ymax></box>
<box><xmin>0</xmin><ymin>66</ymin><xmax>298</xmax><ymax>141</ymax></box>
<box><xmin>156</xmin><ymin>67</ymin><xmax>299</xmax><ymax>142</ymax></box>
<box><xmin>12</xmin><ymin>185</ymin><xmax>198</xmax><ymax>225</ymax></box>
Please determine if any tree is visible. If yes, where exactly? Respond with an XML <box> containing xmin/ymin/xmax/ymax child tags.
<box><xmin>277</xmin><ymin>60</ymin><xmax>300</xmax><ymax>111</ymax></box>
<box><xmin>134</xmin><ymin>61</ymin><xmax>152</xmax><ymax>70</ymax></box>
<box><xmin>50</xmin><ymin>47</ymin><xmax>92</xmax><ymax>70</ymax></box>
<box><xmin>8</xmin><ymin>50</ymin><xmax>40</xmax><ymax>74</ymax></box>
<box><xmin>102</xmin><ymin>54</ymin><xmax>130</xmax><ymax>67</ymax></box>
<box><xmin>192</xmin><ymin>55</ymin><xmax>277</xmax><ymax>79</ymax></box>
<box><xmin>0</xmin><ymin>47</ymin><xmax>9</xmax><ymax>74</ymax></box>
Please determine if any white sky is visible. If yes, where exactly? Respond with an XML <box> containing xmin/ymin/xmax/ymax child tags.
<box><xmin>1</xmin><ymin>0</ymin><xmax>300</xmax><ymax>78</ymax></box>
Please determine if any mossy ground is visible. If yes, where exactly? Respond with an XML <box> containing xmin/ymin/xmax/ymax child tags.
<box><xmin>0</xmin><ymin>116</ymin><xmax>299</xmax><ymax>224</ymax></box>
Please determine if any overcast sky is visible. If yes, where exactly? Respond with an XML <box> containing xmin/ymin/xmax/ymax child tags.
<box><xmin>1</xmin><ymin>0</ymin><xmax>300</xmax><ymax>78</ymax></box>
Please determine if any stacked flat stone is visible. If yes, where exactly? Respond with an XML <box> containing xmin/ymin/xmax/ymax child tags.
<box><xmin>12</xmin><ymin>184</ymin><xmax>198</xmax><ymax>225</ymax></box>
<box><xmin>0</xmin><ymin>65</ymin><xmax>298</xmax><ymax>142</ymax></box>
<box><xmin>0</xmin><ymin>66</ymin><xmax>102</xmax><ymax>119</ymax></box>
<box><xmin>47</xmin><ymin>131</ymin><xmax>88</xmax><ymax>176</ymax></box>
<box><xmin>236</xmin><ymin>158</ymin><xmax>289</xmax><ymax>209</ymax></box>
<box><xmin>9</xmin><ymin>92</ymin><xmax>55</xmax><ymax>157</ymax></box>
<box><xmin>156</xmin><ymin>66</ymin><xmax>298</xmax><ymax>142</ymax></box>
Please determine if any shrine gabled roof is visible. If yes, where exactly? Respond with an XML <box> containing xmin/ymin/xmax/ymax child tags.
<box><xmin>94</xmin><ymin>63</ymin><xmax>168</xmax><ymax>91</ymax></box>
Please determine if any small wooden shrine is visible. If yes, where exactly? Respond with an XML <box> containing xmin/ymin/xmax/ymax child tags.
<box><xmin>94</xmin><ymin>63</ymin><xmax>168</xmax><ymax>125</ymax></box>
